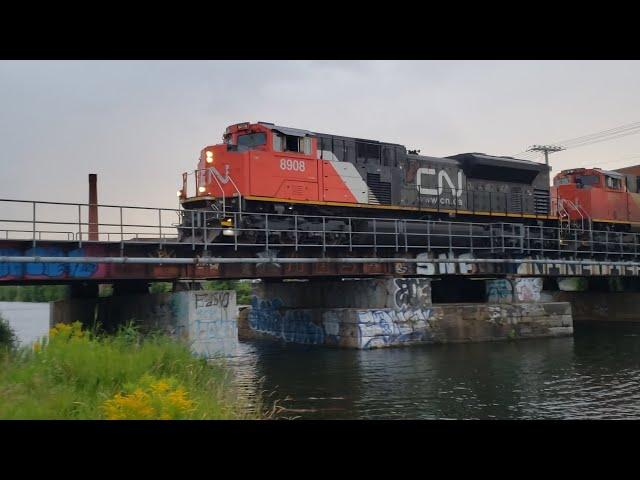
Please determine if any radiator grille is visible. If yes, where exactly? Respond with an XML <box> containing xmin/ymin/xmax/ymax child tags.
<box><xmin>366</xmin><ymin>173</ymin><xmax>391</xmax><ymax>205</ymax></box>
<box><xmin>534</xmin><ymin>189</ymin><xmax>550</xmax><ymax>215</ymax></box>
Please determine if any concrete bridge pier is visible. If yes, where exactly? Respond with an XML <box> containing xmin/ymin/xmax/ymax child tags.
<box><xmin>50</xmin><ymin>281</ymin><xmax>101</xmax><ymax>330</ymax></box>
<box><xmin>238</xmin><ymin>276</ymin><xmax>574</xmax><ymax>349</ymax></box>
<box><xmin>50</xmin><ymin>282</ymin><xmax>238</xmax><ymax>357</ymax></box>
<box><xmin>548</xmin><ymin>276</ymin><xmax>640</xmax><ymax>325</ymax></box>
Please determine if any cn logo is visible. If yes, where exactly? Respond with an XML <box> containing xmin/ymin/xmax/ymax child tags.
<box><xmin>416</xmin><ymin>168</ymin><xmax>463</xmax><ymax>197</ymax></box>
<box><xmin>206</xmin><ymin>165</ymin><xmax>231</xmax><ymax>184</ymax></box>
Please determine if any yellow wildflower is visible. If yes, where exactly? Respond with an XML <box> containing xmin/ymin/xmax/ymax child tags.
<box><xmin>101</xmin><ymin>375</ymin><xmax>197</xmax><ymax>420</ymax></box>
<box><xmin>150</xmin><ymin>379</ymin><xmax>171</xmax><ymax>394</ymax></box>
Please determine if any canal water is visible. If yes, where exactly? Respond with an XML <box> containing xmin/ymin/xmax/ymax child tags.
<box><xmin>227</xmin><ymin>327</ymin><xmax>640</xmax><ymax>419</ymax></box>
<box><xmin>3</xmin><ymin>302</ymin><xmax>640</xmax><ymax>419</ymax></box>
<box><xmin>0</xmin><ymin>302</ymin><xmax>50</xmax><ymax>347</ymax></box>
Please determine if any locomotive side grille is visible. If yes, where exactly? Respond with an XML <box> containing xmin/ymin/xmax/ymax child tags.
<box><xmin>533</xmin><ymin>188</ymin><xmax>550</xmax><ymax>215</ymax></box>
<box><xmin>510</xmin><ymin>187</ymin><xmax>523</xmax><ymax>212</ymax></box>
<box><xmin>367</xmin><ymin>173</ymin><xmax>391</xmax><ymax>205</ymax></box>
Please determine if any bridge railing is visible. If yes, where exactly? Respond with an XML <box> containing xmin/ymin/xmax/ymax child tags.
<box><xmin>0</xmin><ymin>198</ymin><xmax>182</xmax><ymax>247</ymax></box>
<box><xmin>1</xmin><ymin>197</ymin><xmax>640</xmax><ymax>261</ymax></box>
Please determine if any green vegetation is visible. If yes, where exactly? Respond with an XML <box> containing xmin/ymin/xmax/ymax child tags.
<box><xmin>202</xmin><ymin>280</ymin><xmax>252</xmax><ymax>305</ymax></box>
<box><xmin>0</xmin><ymin>322</ymin><xmax>263</xmax><ymax>420</ymax></box>
<box><xmin>0</xmin><ymin>285</ymin><xmax>69</xmax><ymax>302</ymax></box>
<box><xmin>149</xmin><ymin>282</ymin><xmax>173</xmax><ymax>294</ymax></box>
<box><xmin>0</xmin><ymin>314</ymin><xmax>17</xmax><ymax>354</ymax></box>
<box><xmin>0</xmin><ymin>280</ymin><xmax>253</xmax><ymax>304</ymax></box>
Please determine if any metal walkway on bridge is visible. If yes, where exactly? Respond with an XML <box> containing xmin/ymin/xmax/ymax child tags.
<box><xmin>0</xmin><ymin>198</ymin><xmax>638</xmax><ymax>257</ymax></box>
<box><xmin>1</xmin><ymin>198</ymin><xmax>640</xmax><ymax>282</ymax></box>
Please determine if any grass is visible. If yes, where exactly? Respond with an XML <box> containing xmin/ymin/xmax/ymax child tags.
<box><xmin>0</xmin><ymin>321</ymin><xmax>265</xmax><ymax>420</ymax></box>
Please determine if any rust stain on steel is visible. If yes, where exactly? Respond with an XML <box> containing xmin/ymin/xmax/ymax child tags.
<box><xmin>337</xmin><ymin>263</ymin><xmax>360</xmax><ymax>275</ymax></box>
<box><xmin>283</xmin><ymin>263</ymin><xmax>310</xmax><ymax>276</ymax></box>
<box><xmin>363</xmin><ymin>262</ymin><xmax>385</xmax><ymax>275</ymax></box>
<box><xmin>312</xmin><ymin>262</ymin><xmax>336</xmax><ymax>276</ymax></box>
<box><xmin>152</xmin><ymin>264</ymin><xmax>181</xmax><ymax>278</ymax></box>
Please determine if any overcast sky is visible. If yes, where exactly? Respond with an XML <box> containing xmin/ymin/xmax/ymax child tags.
<box><xmin>2</xmin><ymin>60</ymin><xmax>640</xmax><ymax>210</ymax></box>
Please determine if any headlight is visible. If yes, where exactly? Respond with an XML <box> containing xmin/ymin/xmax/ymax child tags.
<box><xmin>177</xmin><ymin>190</ymin><xmax>183</xmax><ymax>197</ymax></box>
<box><xmin>198</xmin><ymin>186</ymin><xmax>206</xmax><ymax>193</ymax></box>
<box><xmin>206</xmin><ymin>151</ymin><xmax>214</xmax><ymax>163</ymax></box>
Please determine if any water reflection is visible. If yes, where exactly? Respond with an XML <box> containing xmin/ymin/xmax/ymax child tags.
<box><xmin>227</xmin><ymin>328</ymin><xmax>640</xmax><ymax>419</ymax></box>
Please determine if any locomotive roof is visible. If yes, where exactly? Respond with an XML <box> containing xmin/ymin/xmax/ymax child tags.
<box><xmin>448</xmin><ymin>152</ymin><xmax>550</xmax><ymax>171</ymax></box>
<box><xmin>258</xmin><ymin>122</ymin><xmax>314</xmax><ymax>138</ymax></box>
<box><xmin>256</xmin><ymin>124</ymin><xmax>549</xmax><ymax>169</ymax></box>
<box><xmin>258</xmin><ymin>122</ymin><xmax>405</xmax><ymax>148</ymax></box>
<box><xmin>560</xmin><ymin>167</ymin><xmax>625</xmax><ymax>178</ymax></box>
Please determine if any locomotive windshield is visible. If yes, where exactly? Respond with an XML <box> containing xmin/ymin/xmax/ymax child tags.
<box><xmin>237</xmin><ymin>132</ymin><xmax>266</xmax><ymax>151</ymax></box>
<box><xmin>576</xmin><ymin>175</ymin><xmax>600</xmax><ymax>186</ymax></box>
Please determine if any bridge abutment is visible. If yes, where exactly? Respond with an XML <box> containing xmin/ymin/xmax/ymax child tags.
<box><xmin>50</xmin><ymin>289</ymin><xmax>238</xmax><ymax>356</ymax></box>
<box><xmin>543</xmin><ymin>276</ymin><xmax>640</xmax><ymax>325</ymax></box>
<box><xmin>238</xmin><ymin>276</ymin><xmax>573</xmax><ymax>349</ymax></box>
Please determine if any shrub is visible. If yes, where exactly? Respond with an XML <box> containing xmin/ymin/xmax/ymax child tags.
<box><xmin>0</xmin><ymin>315</ymin><xmax>17</xmax><ymax>352</ymax></box>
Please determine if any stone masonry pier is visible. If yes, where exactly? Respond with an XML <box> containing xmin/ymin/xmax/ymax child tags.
<box><xmin>238</xmin><ymin>277</ymin><xmax>573</xmax><ymax>349</ymax></box>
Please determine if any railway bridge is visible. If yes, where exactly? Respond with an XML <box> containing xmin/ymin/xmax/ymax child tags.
<box><xmin>2</xmin><ymin>183</ymin><xmax>640</xmax><ymax>353</ymax></box>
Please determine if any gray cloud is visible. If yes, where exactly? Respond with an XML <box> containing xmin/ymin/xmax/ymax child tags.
<box><xmin>1</xmin><ymin>60</ymin><xmax>640</xmax><ymax>209</ymax></box>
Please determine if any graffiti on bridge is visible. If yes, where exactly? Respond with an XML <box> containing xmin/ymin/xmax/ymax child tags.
<box><xmin>486</xmin><ymin>278</ymin><xmax>543</xmax><ymax>303</ymax></box>
<box><xmin>194</xmin><ymin>291</ymin><xmax>230</xmax><ymax>309</ymax></box>
<box><xmin>192</xmin><ymin>319</ymin><xmax>236</xmax><ymax>341</ymax></box>
<box><xmin>416</xmin><ymin>252</ymin><xmax>640</xmax><ymax>277</ymax></box>
<box><xmin>0</xmin><ymin>247</ymin><xmax>101</xmax><ymax>279</ymax></box>
<box><xmin>248</xmin><ymin>296</ymin><xmax>325</xmax><ymax>344</ymax></box>
<box><xmin>394</xmin><ymin>278</ymin><xmax>431</xmax><ymax>308</ymax></box>
<box><xmin>486</xmin><ymin>279</ymin><xmax>513</xmax><ymax>303</ymax></box>
<box><xmin>189</xmin><ymin>290</ymin><xmax>237</xmax><ymax>357</ymax></box>
<box><xmin>356</xmin><ymin>308</ymin><xmax>434</xmax><ymax>349</ymax></box>
<box><xmin>514</xmin><ymin>278</ymin><xmax>542</xmax><ymax>302</ymax></box>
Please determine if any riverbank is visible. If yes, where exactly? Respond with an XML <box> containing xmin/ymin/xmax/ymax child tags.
<box><xmin>0</xmin><ymin>321</ymin><xmax>264</xmax><ymax>420</ymax></box>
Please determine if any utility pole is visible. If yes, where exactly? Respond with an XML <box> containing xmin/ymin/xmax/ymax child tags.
<box><xmin>527</xmin><ymin>144</ymin><xmax>565</xmax><ymax>166</ymax></box>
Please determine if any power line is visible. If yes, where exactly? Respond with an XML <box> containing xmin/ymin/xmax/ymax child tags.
<box><xmin>512</xmin><ymin>120</ymin><xmax>640</xmax><ymax>159</ymax></box>
<box><xmin>557</xmin><ymin>154</ymin><xmax>640</xmax><ymax>171</ymax></box>
<box><xmin>527</xmin><ymin>145</ymin><xmax>565</xmax><ymax>165</ymax></box>
<box><xmin>553</xmin><ymin>122</ymin><xmax>640</xmax><ymax>148</ymax></box>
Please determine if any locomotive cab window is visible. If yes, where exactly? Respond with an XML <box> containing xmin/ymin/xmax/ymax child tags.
<box><xmin>273</xmin><ymin>133</ymin><xmax>311</xmax><ymax>155</ymax></box>
<box><xmin>575</xmin><ymin>175</ymin><xmax>600</xmax><ymax>187</ymax></box>
<box><xmin>606</xmin><ymin>176</ymin><xmax>622</xmax><ymax>190</ymax></box>
<box><xmin>237</xmin><ymin>132</ymin><xmax>266</xmax><ymax>151</ymax></box>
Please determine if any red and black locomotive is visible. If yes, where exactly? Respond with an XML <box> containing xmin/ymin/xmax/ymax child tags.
<box><xmin>177</xmin><ymin>121</ymin><xmax>640</xmax><ymax>247</ymax></box>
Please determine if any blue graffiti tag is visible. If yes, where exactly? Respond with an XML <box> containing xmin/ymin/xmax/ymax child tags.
<box><xmin>67</xmin><ymin>248</ymin><xmax>99</xmax><ymax>278</ymax></box>
<box><xmin>249</xmin><ymin>296</ymin><xmax>325</xmax><ymax>345</ymax></box>
<box><xmin>0</xmin><ymin>248</ymin><xmax>24</xmax><ymax>277</ymax></box>
<box><xmin>0</xmin><ymin>247</ymin><xmax>99</xmax><ymax>279</ymax></box>
<box><xmin>25</xmin><ymin>247</ymin><xmax>66</xmax><ymax>277</ymax></box>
